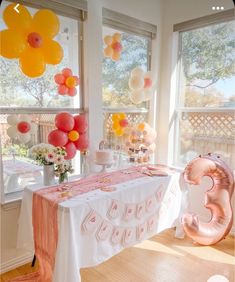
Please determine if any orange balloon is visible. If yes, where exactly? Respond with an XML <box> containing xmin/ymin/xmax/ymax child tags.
<box><xmin>112</xmin><ymin>114</ymin><xmax>120</xmax><ymax>122</ymax></box>
<box><xmin>104</xmin><ymin>35</ymin><xmax>112</xmax><ymax>45</ymax></box>
<box><xmin>112</xmin><ymin>51</ymin><xmax>120</xmax><ymax>61</ymax></box>
<box><xmin>138</xmin><ymin>123</ymin><xmax>145</xmax><ymax>131</ymax></box>
<box><xmin>42</xmin><ymin>39</ymin><xmax>63</xmax><ymax>65</ymax></box>
<box><xmin>68</xmin><ymin>130</ymin><xmax>79</xmax><ymax>141</ymax></box>
<box><xmin>113</xmin><ymin>32</ymin><xmax>121</xmax><ymax>42</ymax></box>
<box><xmin>119</xmin><ymin>113</ymin><xmax>126</xmax><ymax>120</ymax></box>
<box><xmin>104</xmin><ymin>46</ymin><xmax>113</xmax><ymax>57</ymax></box>
<box><xmin>112</xmin><ymin>121</ymin><xmax>120</xmax><ymax>131</ymax></box>
<box><xmin>0</xmin><ymin>30</ymin><xmax>26</xmax><ymax>58</ymax></box>
<box><xmin>3</xmin><ymin>4</ymin><xmax>32</xmax><ymax>31</ymax></box>
<box><xmin>66</xmin><ymin>77</ymin><xmax>76</xmax><ymax>88</ymax></box>
<box><xmin>19</xmin><ymin>47</ymin><xmax>45</xmax><ymax>77</ymax></box>
<box><xmin>32</xmin><ymin>9</ymin><xmax>59</xmax><ymax>38</ymax></box>
<box><xmin>115</xmin><ymin>127</ymin><xmax>124</xmax><ymax>136</ymax></box>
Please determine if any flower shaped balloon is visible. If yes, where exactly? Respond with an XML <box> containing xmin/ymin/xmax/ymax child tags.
<box><xmin>7</xmin><ymin>115</ymin><xmax>37</xmax><ymax>144</ymax></box>
<box><xmin>48</xmin><ymin>112</ymin><xmax>89</xmax><ymax>160</ymax></box>
<box><xmin>0</xmin><ymin>4</ymin><xmax>63</xmax><ymax>77</ymax></box>
<box><xmin>54</xmin><ymin>68</ymin><xmax>79</xmax><ymax>96</ymax></box>
<box><xmin>129</xmin><ymin>67</ymin><xmax>155</xmax><ymax>104</ymax></box>
<box><xmin>112</xmin><ymin>113</ymin><xmax>129</xmax><ymax>137</ymax></box>
<box><xmin>103</xmin><ymin>33</ymin><xmax>122</xmax><ymax>61</ymax></box>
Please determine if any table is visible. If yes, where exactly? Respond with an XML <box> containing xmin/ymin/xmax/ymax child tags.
<box><xmin>17</xmin><ymin>166</ymin><xmax>187</xmax><ymax>282</ymax></box>
<box><xmin>3</xmin><ymin>159</ymin><xmax>42</xmax><ymax>193</ymax></box>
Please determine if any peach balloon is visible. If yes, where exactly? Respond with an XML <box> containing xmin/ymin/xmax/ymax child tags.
<box><xmin>104</xmin><ymin>46</ymin><xmax>113</xmax><ymax>57</ymax></box>
<box><xmin>113</xmin><ymin>32</ymin><xmax>121</xmax><ymax>42</ymax></box>
<box><xmin>111</xmin><ymin>51</ymin><xmax>120</xmax><ymax>61</ymax></box>
<box><xmin>182</xmin><ymin>153</ymin><xmax>234</xmax><ymax>245</ymax></box>
<box><xmin>104</xmin><ymin>35</ymin><xmax>112</xmax><ymax>45</ymax></box>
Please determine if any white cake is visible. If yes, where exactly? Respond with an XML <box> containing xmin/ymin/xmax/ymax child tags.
<box><xmin>95</xmin><ymin>150</ymin><xmax>114</xmax><ymax>165</ymax></box>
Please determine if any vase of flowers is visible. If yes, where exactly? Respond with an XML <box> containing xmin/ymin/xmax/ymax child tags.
<box><xmin>29</xmin><ymin>144</ymin><xmax>67</xmax><ymax>186</ymax></box>
<box><xmin>54</xmin><ymin>161</ymin><xmax>74</xmax><ymax>184</ymax></box>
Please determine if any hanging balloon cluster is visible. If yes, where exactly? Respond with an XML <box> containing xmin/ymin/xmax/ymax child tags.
<box><xmin>111</xmin><ymin>113</ymin><xmax>129</xmax><ymax>137</ymax></box>
<box><xmin>0</xmin><ymin>4</ymin><xmax>63</xmax><ymax>77</ymax></box>
<box><xmin>48</xmin><ymin>112</ymin><xmax>88</xmax><ymax>160</ymax></box>
<box><xmin>103</xmin><ymin>33</ymin><xmax>123</xmax><ymax>61</ymax></box>
<box><xmin>54</xmin><ymin>68</ymin><xmax>79</xmax><ymax>96</ymax></box>
<box><xmin>125</xmin><ymin>122</ymin><xmax>156</xmax><ymax>163</ymax></box>
<box><xmin>7</xmin><ymin>115</ymin><xmax>37</xmax><ymax>144</ymax></box>
<box><xmin>129</xmin><ymin>67</ymin><xmax>155</xmax><ymax>104</ymax></box>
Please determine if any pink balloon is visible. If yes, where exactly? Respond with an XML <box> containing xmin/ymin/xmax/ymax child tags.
<box><xmin>119</xmin><ymin>119</ymin><xmax>128</xmax><ymax>128</ymax></box>
<box><xmin>62</xmin><ymin>68</ymin><xmax>72</xmax><ymax>77</ymax></box>
<box><xmin>68</xmin><ymin>87</ymin><xmax>77</xmax><ymax>97</ymax></box>
<box><xmin>144</xmin><ymin>78</ymin><xmax>152</xmax><ymax>88</ymax></box>
<box><xmin>55</xmin><ymin>112</ymin><xmax>74</xmax><ymax>132</ymax></box>
<box><xmin>74</xmin><ymin>133</ymin><xmax>89</xmax><ymax>151</ymax></box>
<box><xmin>48</xmin><ymin>129</ymin><xmax>68</xmax><ymax>147</ymax></box>
<box><xmin>65</xmin><ymin>142</ymin><xmax>77</xmax><ymax>160</ymax></box>
<box><xmin>17</xmin><ymin>121</ymin><xmax>31</xmax><ymax>133</ymax></box>
<box><xmin>182</xmin><ymin>153</ymin><xmax>234</xmax><ymax>245</ymax></box>
<box><xmin>112</xmin><ymin>42</ymin><xmax>122</xmax><ymax>52</ymax></box>
<box><xmin>58</xmin><ymin>85</ymin><xmax>68</xmax><ymax>95</ymax></box>
<box><xmin>54</xmin><ymin>73</ymin><xmax>65</xmax><ymax>84</ymax></box>
<box><xmin>73</xmin><ymin>115</ymin><xmax>88</xmax><ymax>133</ymax></box>
<box><xmin>27</xmin><ymin>32</ymin><xmax>42</xmax><ymax>48</ymax></box>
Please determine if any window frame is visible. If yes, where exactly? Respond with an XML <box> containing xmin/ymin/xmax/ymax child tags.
<box><xmin>172</xmin><ymin>12</ymin><xmax>235</xmax><ymax>168</ymax></box>
<box><xmin>0</xmin><ymin>0</ymin><xmax>86</xmax><ymax>203</ymax></box>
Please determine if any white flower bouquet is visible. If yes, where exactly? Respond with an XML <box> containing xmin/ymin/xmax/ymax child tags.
<box><xmin>54</xmin><ymin>161</ymin><xmax>74</xmax><ymax>183</ymax></box>
<box><xmin>29</xmin><ymin>143</ymin><xmax>67</xmax><ymax>166</ymax></box>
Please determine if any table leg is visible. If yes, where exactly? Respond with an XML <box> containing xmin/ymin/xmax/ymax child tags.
<box><xmin>31</xmin><ymin>254</ymin><xmax>36</xmax><ymax>267</ymax></box>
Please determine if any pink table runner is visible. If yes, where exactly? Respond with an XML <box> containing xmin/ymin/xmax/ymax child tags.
<box><xmin>9</xmin><ymin>166</ymin><xmax>151</xmax><ymax>282</ymax></box>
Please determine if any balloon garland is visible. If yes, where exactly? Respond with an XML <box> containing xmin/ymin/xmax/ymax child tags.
<box><xmin>103</xmin><ymin>33</ymin><xmax>122</xmax><ymax>61</ymax></box>
<box><xmin>48</xmin><ymin>113</ymin><xmax>88</xmax><ymax>160</ymax></box>
<box><xmin>54</xmin><ymin>68</ymin><xmax>79</xmax><ymax>96</ymax></box>
<box><xmin>111</xmin><ymin>113</ymin><xmax>129</xmax><ymax>137</ymax></box>
<box><xmin>129</xmin><ymin>67</ymin><xmax>155</xmax><ymax>104</ymax></box>
<box><xmin>182</xmin><ymin>153</ymin><xmax>234</xmax><ymax>245</ymax></box>
<box><xmin>7</xmin><ymin>115</ymin><xmax>37</xmax><ymax>144</ymax></box>
<box><xmin>0</xmin><ymin>4</ymin><xmax>63</xmax><ymax>77</ymax></box>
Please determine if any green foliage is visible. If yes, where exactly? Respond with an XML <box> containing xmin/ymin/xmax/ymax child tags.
<box><xmin>2</xmin><ymin>144</ymin><xmax>28</xmax><ymax>158</ymax></box>
<box><xmin>181</xmin><ymin>21</ymin><xmax>235</xmax><ymax>88</ymax></box>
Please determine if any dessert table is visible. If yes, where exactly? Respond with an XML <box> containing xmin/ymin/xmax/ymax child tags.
<box><xmin>16</xmin><ymin>165</ymin><xmax>186</xmax><ymax>282</ymax></box>
<box><xmin>3</xmin><ymin>159</ymin><xmax>42</xmax><ymax>193</ymax></box>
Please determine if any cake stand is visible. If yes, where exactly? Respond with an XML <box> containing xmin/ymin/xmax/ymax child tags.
<box><xmin>94</xmin><ymin>160</ymin><xmax>114</xmax><ymax>172</ymax></box>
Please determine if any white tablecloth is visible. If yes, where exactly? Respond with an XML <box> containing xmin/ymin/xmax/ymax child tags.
<box><xmin>17</xmin><ymin>171</ymin><xmax>186</xmax><ymax>282</ymax></box>
<box><xmin>3</xmin><ymin>159</ymin><xmax>42</xmax><ymax>193</ymax></box>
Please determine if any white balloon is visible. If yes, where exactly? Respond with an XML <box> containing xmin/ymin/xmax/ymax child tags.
<box><xmin>18</xmin><ymin>132</ymin><xmax>31</xmax><ymax>144</ymax></box>
<box><xmin>129</xmin><ymin>75</ymin><xmax>144</xmax><ymax>91</ymax></box>
<box><xmin>143</xmin><ymin>89</ymin><xmax>153</xmax><ymax>101</ymax></box>
<box><xmin>131</xmin><ymin>67</ymin><xmax>144</xmax><ymax>78</ymax></box>
<box><xmin>30</xmin><ymin>123</ymin><xmax>38</xmax><ymax>134</ymax></box>
<box><xmin>130</xmin><ymin>90</ymin><xmax>144</xmax><ymax>104</ymax></box>
<box><xmin>7</xmin><ymin>115</ymin><xmax>19</xmax><ymax>125</ymax></box>
<box><xmin>7</xmin><ymin>126</ymin><xmax>18</xmax><ymax>138</ymax></box>
<box><xmin>19</xmin><ymin>115</ymin><xmax>31</xmax><ymax>123</ymax></box>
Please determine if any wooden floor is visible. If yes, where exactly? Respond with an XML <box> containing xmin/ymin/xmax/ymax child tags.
<box><xmin>1</xmin><ymin>229</ymin><xmax>234</xmax><ymax>282</ymax></box>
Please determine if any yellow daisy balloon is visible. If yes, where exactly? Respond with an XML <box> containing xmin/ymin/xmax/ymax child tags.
<box><xmin>0</xmin><ymin>4</ymin><xmax>63</xmax><ymax>77</ymax></box>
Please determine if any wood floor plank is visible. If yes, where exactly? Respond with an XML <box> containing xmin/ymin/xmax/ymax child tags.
<box><xmin>1</xmin><ymin>229</ymin><xmax>234</xmax><ymax>282</ymax></box>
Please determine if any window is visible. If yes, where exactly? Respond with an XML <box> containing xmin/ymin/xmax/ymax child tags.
<box><xmin>174</xmin><ymin>18</ymin><xmax>235</xmax><ymax>169</ymax></box>
<box><xmin>102</xmin><ymin>10</ymin><xmax>156</xmax><ymax>147</ymax></box>
<box><xmin>0</xmin><ymin>0</ymin><xmax>84</xmax><ymax>197</ymax></box>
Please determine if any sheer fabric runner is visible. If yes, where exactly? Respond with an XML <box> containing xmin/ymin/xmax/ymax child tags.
<box><xmin>9</xmin><ymin>166</ymin><xmax>147</xmax><ymax>282</ymax></box>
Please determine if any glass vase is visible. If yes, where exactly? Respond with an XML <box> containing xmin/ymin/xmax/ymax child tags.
<box><xmin>59</xmin><ymin>172</ymin><xmax>68</xmax><ymax>184</ymax></box>
<box><xmin>43</xmin><ymin>164</ymin><xmax>55</xmax><ymax>186</ymax></box>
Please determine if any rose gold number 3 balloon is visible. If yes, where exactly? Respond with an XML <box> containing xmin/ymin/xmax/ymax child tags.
<box><xmin>182</xmin><ymin>153</ymin><xmax>234</xmax><ymax>245</ymax></box>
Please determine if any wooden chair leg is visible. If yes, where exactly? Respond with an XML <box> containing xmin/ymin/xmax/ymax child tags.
<box><xmin>31</xmin><ymin>254</ymin><xmax>36</xmax><ymax>267</ymax></box>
